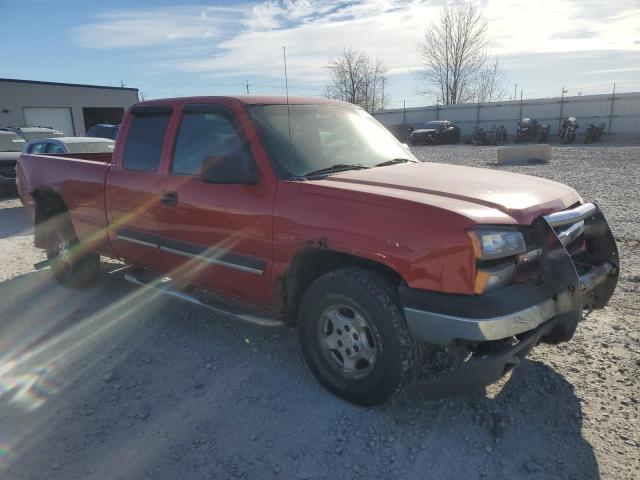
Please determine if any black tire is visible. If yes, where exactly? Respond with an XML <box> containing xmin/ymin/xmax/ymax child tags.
<box><xmin>297</xmin><ymin>267</ymin><xmax>417</xmax><ymax>405</ymax></box>
<box><xmin>45</xmin><ymin>210</ymin><xmax>100</xmax><ymax>288</ymax></box>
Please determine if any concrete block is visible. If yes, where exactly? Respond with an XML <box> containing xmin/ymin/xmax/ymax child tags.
<box><xmin>497</xmin><ymin>144</ymin><xmax>552</xmax><ymax>164</ymax></box>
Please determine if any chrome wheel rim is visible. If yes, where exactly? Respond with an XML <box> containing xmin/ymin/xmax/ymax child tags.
<box><xmin>319</xmin><ymin>304</ymin><xmax>377</xmax><ymax>379</ymax></box>
<box><xmin>57</xmin><ymin>234</ymin><xmax>71</xmax><ymax>265</ymax></box>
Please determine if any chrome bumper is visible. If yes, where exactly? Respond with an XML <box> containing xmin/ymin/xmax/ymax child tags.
<box><xmin>403</xmin><ymin>203</ymin><xmax>619</xmax><ymax>345</ymax></box>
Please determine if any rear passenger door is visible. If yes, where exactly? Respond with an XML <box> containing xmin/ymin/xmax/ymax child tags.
<box><xmin>154</xmin><ymin>104</ymin><xmax>276</xmax><ymax>305</ymax></box>
<box><xmin>106</xmin><ymin>105</ymin><xmax>172</xmax><ymax>271</ymax></box>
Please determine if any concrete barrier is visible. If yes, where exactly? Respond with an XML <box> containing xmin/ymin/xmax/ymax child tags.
<box><xmin>497</xmin><ymin>144</ymin><xmax>552</xmax><ymax>164</ymax></box>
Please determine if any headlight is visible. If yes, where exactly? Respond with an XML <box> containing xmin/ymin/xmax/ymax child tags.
<box><xmin>467</xmin><ymin>228</ymin><xmax>526</xmax><ymax>260</ymax></box>
<box><xmin>468</xmin><ymin>227</ymin><xmax>526</xmax><ymax>294</ymax></box>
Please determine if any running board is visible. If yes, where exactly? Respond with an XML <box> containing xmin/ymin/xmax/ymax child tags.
<box><xmin>123</xmin><ymin>271</ymin><xmax>284</xmax><ymax>327</ymax></box>
<box><xmin>34</xmin><ymin>258</ymin><xmax>52</xmax><ymax>270</ymax></box>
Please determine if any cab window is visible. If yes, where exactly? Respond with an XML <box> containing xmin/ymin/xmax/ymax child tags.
<box><xmin>48</xmin><ymin>143</ymin><xmax>65</xmax><ymax>154</ymax></box>
<box><xmin>122</xmin><ymin>107</ymin><xmax>171</xmax><ymax>171</ymax></box>
<box><xmin>172</xmin><ymin>107</ymin><xmax>251</xmax><ymax>177</ymax></box>
<box><xmin>29</xmin><ymin>142</ymin><xmax>48</xmax><ymax>154</ymax></box>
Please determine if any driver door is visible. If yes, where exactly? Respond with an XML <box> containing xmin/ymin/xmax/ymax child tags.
<box><xmin>154</xmin><ymin>103</ymin><xmax>276</xmax><ymax>305</ymax></box>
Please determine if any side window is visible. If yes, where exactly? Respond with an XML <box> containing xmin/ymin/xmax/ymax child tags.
<box><xmin>122</xmin><ymin>108</ymin><xmax>171</xmax><ymax>171</ymax></box>
<box><xmin>172</xmin><ymin>108</ymin><xmax>251</xmax><ymax>176</ymax></box>
<box><xmin>30</xmin><ymin>142</ymin><xmax>47</xmax><ymax>154</ymax></box>
<box><xmin>48</xmin><ymin>143</ymin><xmax>65</xmax><ymax>154</ymax></box>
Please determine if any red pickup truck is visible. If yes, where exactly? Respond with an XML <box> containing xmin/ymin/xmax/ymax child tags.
<box><xmin>17</xmin><ymin>96</ymin><xmax>619</xmax><ymax>405</ymax></box>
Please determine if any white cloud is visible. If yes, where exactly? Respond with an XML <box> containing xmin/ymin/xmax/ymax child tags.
<box><xmin>583</xmin><ymin>66</ymin><xmax>640</xmax><ymax>75</ymax></box>
<box><xmin>74</xmin><ymin>6</ymin><xmax>243</xmax><ymax>48</ymax></box>
<box><xmin>74</xmin><ymin>0</ymin><xmax>640</xmax><ymax>82</ymax></box>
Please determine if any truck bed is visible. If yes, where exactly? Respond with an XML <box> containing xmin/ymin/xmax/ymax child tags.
<box><xmin>17</xmin><ymin>152</ymin><xmax>113</xmax><ymax>254</ymax></box>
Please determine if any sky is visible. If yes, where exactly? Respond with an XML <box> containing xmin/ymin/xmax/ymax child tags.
<box><xmin>1</xmin><ymin>0</ymin><xmax>640</xmax><ymax>109</ymax></box>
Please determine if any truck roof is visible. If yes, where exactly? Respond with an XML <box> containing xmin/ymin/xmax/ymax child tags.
<box><xmin>135</xmin><ymin>95</ymin><xmax>351</xmax><ymax>107</ymax></box>
<box><xmin>50</xmin><ymin>136</ymin><xmax>115</xmax><ymax>144</ymax></box>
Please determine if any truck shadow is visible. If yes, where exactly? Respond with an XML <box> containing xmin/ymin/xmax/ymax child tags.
<box><xmin>0</xmin><ymin>267</ymin><xmax>599</xmax><ymax>480</ymax></box>
<box><xmin>0</xmin><ymin>205</ymin><xmax>33</xmax><ymax>239</ymax></box>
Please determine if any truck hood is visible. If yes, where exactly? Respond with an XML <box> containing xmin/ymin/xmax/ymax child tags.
<box><xmin>319</xmin><ymin>162</ymin><xmax>580</xmax><ymax>225</ymax></box>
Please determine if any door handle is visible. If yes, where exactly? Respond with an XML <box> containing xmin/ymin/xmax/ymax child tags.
<box><xmin>160</xmin><ymin>191</ymin><xmax>178</xmax><ymax>207</ymax></box>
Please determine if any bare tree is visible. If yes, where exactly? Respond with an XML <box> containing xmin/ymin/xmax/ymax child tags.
<box><xmin>475</xmin><ymin>57</ymin><xmax>506</xmax><ymax>102</ymax></box>
<box><xmin>324</xmin><ymin>47</ymin><xmax>388</xmax><ymax>112</ymax></box>
<box><xmin>416</xmin><ymin>2</ymin><xmax>506</xmax><ymax>105</ymax></box>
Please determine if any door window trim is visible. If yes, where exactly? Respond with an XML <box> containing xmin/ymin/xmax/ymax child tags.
<box><xmin>122</xmin><ymin>105</ymin><xmax>173</xmax><ymax>173</ymax></box>
<box><xmin>168</xmin><ymin>104</ymin><xmax>257</xmax><ymax>179</ymax></box>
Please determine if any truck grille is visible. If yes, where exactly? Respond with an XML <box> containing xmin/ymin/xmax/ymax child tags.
<box><xmin>515</xmin><ymin>205</ymin><xmax>590</xmax><ymax>282</ymax></box>
<box><xmin>0</xmin><ymin>160</ymin><xmax>16</xmax><ymax>180</ymax></box>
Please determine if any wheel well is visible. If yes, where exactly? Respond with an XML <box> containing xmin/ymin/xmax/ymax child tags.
<box><xmin>282</xmin><ymin>248</ymin><xmax>403</xmax><ymax>324</ymax></box>
<box><xmin>32</xmin><ymin>190</ymin><xmax>67</xmax><ymax>249</ymax></box>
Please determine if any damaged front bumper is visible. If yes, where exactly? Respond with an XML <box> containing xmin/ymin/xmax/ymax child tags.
<box><xmin>399</xmin><ymin>202</ymin><xmax>619</xmax><ymax>394</ymax></box>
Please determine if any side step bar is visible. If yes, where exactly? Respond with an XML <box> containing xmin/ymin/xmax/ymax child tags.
<box><xmin>124</xmin><ymin>271</ymin><xmax>285</xmax><ymax>328</ymax></box>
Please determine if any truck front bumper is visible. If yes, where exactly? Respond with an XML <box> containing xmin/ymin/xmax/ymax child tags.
<box><xmin>399</xmin><ymin>202</ymin><xmax>619</xmax><ymax>394</ymax></box>
<box><xmin>401</xmin><ymin>202</ymin><xmax>618</xmax><ymax>345</ymax></box>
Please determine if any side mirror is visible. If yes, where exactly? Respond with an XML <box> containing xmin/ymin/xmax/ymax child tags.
<box><xmin>201</xmin><ymin>154</ymin><xmax>259</xmax><ymax>185</ymax></box>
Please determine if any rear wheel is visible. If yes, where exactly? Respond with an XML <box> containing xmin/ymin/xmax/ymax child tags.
<box><xmin>46</xmin><ymin>211</ymin><xmax>100</xmax><ymax>287</ymax></box>
<box><xmin>297</xmin><ymin>268</ymin><xmax>418</xmax><ymax>405</ymax></box>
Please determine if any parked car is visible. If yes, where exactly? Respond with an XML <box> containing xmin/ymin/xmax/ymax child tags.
<box><xmin>409</xmin><ymin>121</ymin><xmax>460</xmax><ymax>145</ymax></box>
<box><xmin>3</xmin><ymin>125</ymin><xmax>64</xmax><ymax>141</ymax></box>
<box><xmin>17</xmin><ymin>96</ymin><xmax>619</xmax><ymax>405</ymax></box>
<box><xmin>385</xmin><ymin>123</ymin><xmax>416</xmax><ymax>142</ymax></box>
<box><xmin>0</xmin><ymin>126</ymin><xmax>63</xmax><ymax>189</ymax></box>
<box><xmin>24</xmin><ymin>137</ymin><xmax>115</xmax><ymax>155</ymax></box>
<box><xmin>86</xmin><ymin>123</ymin><xmax>120</xmax><ymax>140</ymax></box>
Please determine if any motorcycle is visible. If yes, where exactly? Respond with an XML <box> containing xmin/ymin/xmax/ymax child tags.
<box><xmin>515</xmin><ymin>118</ymin><xmax>550</xmax><ymax>143</ymax></box>
<box><xmin>584</xmin><ymin>122</ymin><xmax>605</xmax><ymax>143</ymax></box>
<box><xmin>560</xmin><ymin>117</ymin><xmax>579</xmax><ymax>144</ymax></box>
<box><xmin>496</xmin><ymin>125</ymin><xmax>508</xmax><ymax>144</ymax></box>
<box><xmin>470</xmin><ymin>125</ymin><xmax>508</xmax><ymax>146</ymax></box>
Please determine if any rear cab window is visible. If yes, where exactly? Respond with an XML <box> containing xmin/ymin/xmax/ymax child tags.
<box><xmin>48</xmin><ymin>143</ymin><xmax>65</xmax><ymax>154</ymax></box>
<box><xmin>122</xmin><ymin>105</ymin><xmax>172</xmax><ymax>171</ymax></box>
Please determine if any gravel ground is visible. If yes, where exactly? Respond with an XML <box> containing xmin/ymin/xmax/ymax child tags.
<box><xmin>0</xmin><ymin>144</ymin><xmax>638</xmax><ymax>480</ymax></box>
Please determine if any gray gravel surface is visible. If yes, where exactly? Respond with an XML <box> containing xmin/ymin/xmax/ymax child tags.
<box><xmin>0</xmin><ymin>144</ymin><xmax>638</xmax><ymax>479</ymax></box>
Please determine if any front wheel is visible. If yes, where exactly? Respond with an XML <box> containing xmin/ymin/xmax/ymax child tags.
<box><xmin>297</xmin><ymin>268</ymin><xmax>418</xmax><ymax>405</ymax></box>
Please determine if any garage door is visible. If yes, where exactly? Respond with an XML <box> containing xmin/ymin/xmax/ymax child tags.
<box><xmin>23</xmin><ymin>107</ymin><xmax>74</xmax><ymax>136</ymax></box>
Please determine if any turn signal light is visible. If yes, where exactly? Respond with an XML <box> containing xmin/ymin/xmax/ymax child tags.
<box><xmin>474</xmin><ymin>262</ymin><xmax>516</xmax><ymax>294</ymax></box>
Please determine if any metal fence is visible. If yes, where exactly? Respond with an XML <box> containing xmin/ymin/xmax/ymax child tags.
<box><xmin>373</xmin><ymin>91</ymin><xmax>640</xmax><ymax>137</ymax></box>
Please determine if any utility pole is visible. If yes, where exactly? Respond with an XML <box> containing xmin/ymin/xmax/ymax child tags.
<box><xmin>245</xmin><ymin>80</ymin><xmax>250</xmax><ymax>94</ymax></box>
<box><xmin>519</xmin><ymin>90</ymin><xmax>523</xmax><ymax>120</ymax></box>
<box><xmin>608</xmin><ymin>83</ymin><xmax>616</xmax><ymax>133</ymax></box>
<box><xmin>120</xmin><ymin>79</ymin><xmax>125</xmax><ymax>88</ymax></box>
<box><xmin>514</xmin><ymin>83</ymin><xmax>518</xmax><ymax>102</ymax></box>
<box><xmin>402</xmin><ymin>99</ymin><xmax>406</xmax><ymax>124</ymax></box>
<box><xmin>559</xmin><ymin>86</ymin><xmax>568</xmax><ymax>133</ymax></box>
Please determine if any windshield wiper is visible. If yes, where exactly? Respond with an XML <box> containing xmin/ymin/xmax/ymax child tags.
<box><xmin>304</xmin><ymin>163</ymin><xmax>371</xmax><ymax>178</ymax></box>
<box><xmin>374</xmin><ymin>158</ymin><xmax>415</xmax><ymax>167</ymax></box>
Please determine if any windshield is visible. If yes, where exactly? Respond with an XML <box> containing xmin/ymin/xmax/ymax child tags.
<box><xmin>424</xmin><ymin>121</ymin><xmax>445</xmax><ymax>129</ymax></box>
<box><xmin>249</xmin><ymin>104</ymin><xmax>416</xmax><ymax>177</ymax></box>
<box><xmin>66</xmin><ymin>141</ymin><xmax>115</xmax><ymax>154</ymax></box>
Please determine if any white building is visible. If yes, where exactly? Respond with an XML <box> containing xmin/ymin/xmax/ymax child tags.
<box><xmin>0</xmin><ymin>78</ymin><xmax>139</xmax><ymax>136</ymax></box>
